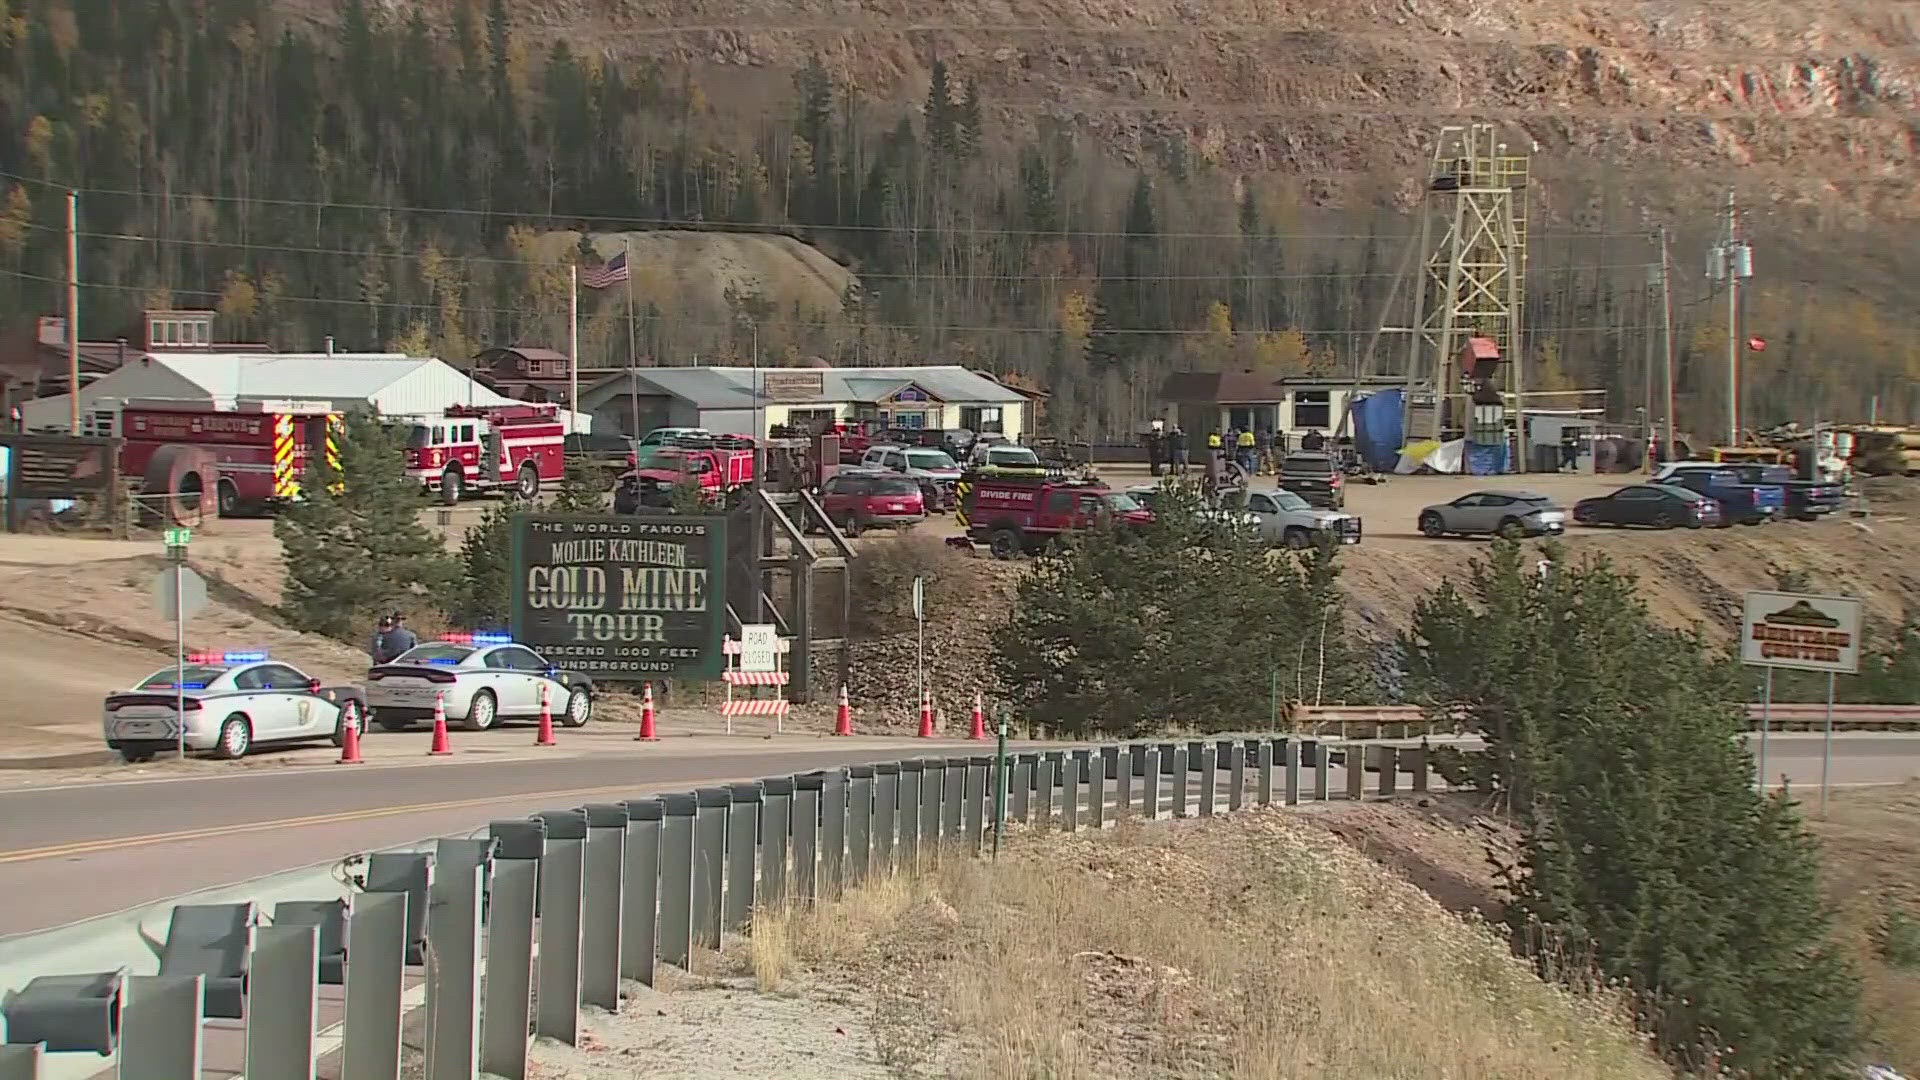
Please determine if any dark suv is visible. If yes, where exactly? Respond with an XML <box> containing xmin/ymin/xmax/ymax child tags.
<box><xmin>1277</xmin><ymin>452</ymin><xmax>1345</xmax><ymax>509</ymax></box>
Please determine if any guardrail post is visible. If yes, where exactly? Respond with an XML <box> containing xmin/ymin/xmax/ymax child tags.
<box><xmin>1256</xmin><ymin>739</ymin><xmax>1274</xmax><ymax>805</ymax></box>
<box><xmin>761</xmin><ymin>777</ymin><xmax>794</xmax><ymax>907</ymax></box>
<box><xmin>821</xmin><ymin>769</ymin><xmax>848</xmax><ymax>897</ymax></box>
<box><xmin>244</xmin><ymin>923</ymin><xmax>319</xmax><ymax>1080</ymax></box>
<box><xmin>897</xmin><ymin>760</ymin><xmax>923</xmax><ymax>865</ymax></box>
<box><xmin>871</xmin><ymin>764</ymin><xmax>898</xmax><ymax>874</ymax></box>
<box><xmin>1170</xmin><ymin>745</ymin><xmax>1189</xmax><ymax>817</ymax></box>
<box><xmin>581</xmin><ymin>804</ymin><xmax>628</xmax><ymax>1011</ymax></box>
<box><xmin>791</xmin><ymin>775</ymin><xmax>820</xmax><ymax>902</ymax></box>
<box><xmin>1309</xmin><ymin>740</ymin><xmax>1329</xmax><ymax>800</ymax></box>
<box><xmin>657</xmin><ymin>794</ymin><xmax>697</xmax><ymax>969</ymax></box>
<box><xmin>919</xmin><ymin>759</ymin><xmax>945</xmax><ymax>851</ymax></box>
<box><xmin>1116</xmin><ymin>745</ymin><xmax>1136</xmax><ymax>819</ymax></box>
<box><xmin>1280</xmin><ymin>738</ymin><xmax>1299</xmax><ymax>805</ymax></box>
<box><xmin>964</xmin><ymin>756</ymin><xmax>989</xmax><ymax>850</ymax></box>
<box><xmin>1141</xmin><ymin>746</ymin><xmax>1161</xmax><ymax>819</ymax></box>
<box><xmin>619</xmin><ymin>799</ymin><xmax>663</xmax><ymax>986</ymax></box>
<box><xmin>534</xmin><ymin>809</ymin><xmax>588</xmax><ymax>1043</ymax></box>
<box><xmin>342</xmin><ymin>890</ymin><xmax>406</xmax><ymax>1080</ymax></box>
<box><xmin>845</xmin><ymin>767</ymin><xmax>874</xmax><ymax>885</ymax></box>
<box><xmin>427</xmin><ymin>861</ymin><xmax>487</xmax><ymax>1080</ymax></box>
<box><xmin>1377</xmin><ymin>746</ymin><xmax>1399</xmax><ymax>798</ymax></box>
<box><xmin>1197</xmin><ymin>743</ymin><xmax>1218</xmax><ymax>816</ymax></box>
<box><xmin>1036</xmin><ymin>752</ymin><xmax>1058</xmax><ymax>828</ymax></box>
<box><xmin>724</xmin><ymin>783</ymin><xmax>762</xmax><ymax>930</ymax></box>
<box><xmin>1093</xmin><ymin>747</ymin><xmax>1115</xmax><ymax>828</ymax></box>
<box><xmin>1408</xmin><ymin>743</ymin><xmax>1429</xmax><ymax>794</ymax></box>
<box><xmin>482</xmin><ymin>820</ymin><xmax>543</xmax><ymax>1077</ymax></box>
<box><xmin>939</xmin><ymin>757</ymin><xmax>964</xmax><ymax>840</ymax></box>
<box><xmin>1062</xmin><ymin>751</ymin><xmax>1084</xmax><ymax>832</ymax></box>
<box><xmin>1345</xmin><ymin>746</ymin><xmax>1366</xmax><ymax>801</ymax></box>
<box><xmin>1011</xmin><ymin>754</ymin><xmax>1034</xmax><ymax>823</ymax></box>
<box><xmin>1227</xmin><ymin>740</ymin><xmax>1246</xmax><ymax>811</ymax></box>
<box><xmin>0</xmin><ymin>1045</ymin><xmax>40</xmax><ymax>1080</ymax></box>
<box><xmin>117</xmin><ymin>975</ymin><xmax>203</xmax><ymax>1080</ymax></box>
<box><xmin>693</xmin><ymin>788</ymin><xmax>730</xmax><ymax>948</ymax></box>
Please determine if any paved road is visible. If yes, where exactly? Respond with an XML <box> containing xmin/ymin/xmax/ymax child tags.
<box><xmin>0</xmin><ymin>731</ymin><xmax>1912</xmax><ymax>939</ymax></box>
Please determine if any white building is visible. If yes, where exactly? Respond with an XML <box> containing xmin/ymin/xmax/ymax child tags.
<box><xmin>19</xmin><ymin>353</ymin><xmax>591</xmax><ymax>435</ymax></box>
<box><xmin>576</xmin><ymin>364</ymin><xmax>1031</xmax><ymax>440</ymax></box>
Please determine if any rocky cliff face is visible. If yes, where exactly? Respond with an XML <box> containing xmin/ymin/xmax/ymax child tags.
<box><xmin>380</xmin><ymin>0</ymin><xmax>1918</xmax><ymax>224</ymax></box>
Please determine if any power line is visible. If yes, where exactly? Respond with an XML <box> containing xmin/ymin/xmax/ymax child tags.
<box><xmin>41</xmin><ymin>223</ymin><xmax>1660</xmax><ymax>283</ymax></box>
<box><xmin>0</xmin><ymin>265</ymin><xmax>1665</xmax><ymax>338</ymax></box>
<box><xmin>0</xmin><ymin>170</ymin><xmax>1655</xmax><ymax>244</ymax></box>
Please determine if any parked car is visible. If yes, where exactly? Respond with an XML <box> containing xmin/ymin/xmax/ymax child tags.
<box><xmin>1653</xmin><ymin>461</ymin><xmax>1843</xmax><ymax>521</ymax></box>
<box><xmin>859</xmin><ymin>444</ymin><xmax>965</xmax><ymax>510</ymax></box>
<box><xmin>367</xmin><ymin>634</ymin><xmax>593</xmax><ymax>732</ymax></box>
<box><xmin>1244</xmin><ymin>488</ymin><xmax>1363</xmax><ymax>547</ymax></box>
<box><xmin>1572</xmin><ymin>484</ymin><xmax>1723</xmax><ymax>529</ymax></box>
<box><xmin>102</xmin><ymin>651</ymin><xmax>368</xmax><ymax>762</ymax></box>
<box><xmin>1418</xmin><ymin>490</ymin><xmax>1567</xmax><ymax>539</ymax></box>
<box><xmin>636</xmin><ymin>426</ymin><xmax>712</xmax><ymax>448</ymax></box>
<box><xmin>1276</xmin><ymin>452</ymin><xmax>1345</xmax><ymax>509</ymax></box>
<box><xmin>1654</xmin><ymin>467</ymin><xmax>1785</xmax><ymax>525</ymax></box>
<box><xmin>819</xmin><ymin>469</ymin><xmax>926</xmax><ymax>535</ymax></box>
<box><xmin>969</xmin><ymin>442</ymin><xmax>1047</xmax><ymax>477</ymax></box>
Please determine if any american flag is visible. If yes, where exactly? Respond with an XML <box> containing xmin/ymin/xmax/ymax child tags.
<box><xmin>579</xmin><ymin>251</ymin><xmax>629</xmax><ymax>289</ymax></box>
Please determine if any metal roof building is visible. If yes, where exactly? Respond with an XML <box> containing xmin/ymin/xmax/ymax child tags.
<box><xmin>19</xmin><ymin>353</ymin><xmax>592</xmax><ymax>435</ymax></box>
<box><xmin>578</xmin><ymin>364</ymin><xmax>1030</xmax><ymax>440</ymax></box>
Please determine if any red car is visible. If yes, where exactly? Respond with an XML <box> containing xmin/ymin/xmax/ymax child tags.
<box><xmin>820</xmin><ymin>469</ymin><xmax>926</xmax><ymax>536</ymax></box>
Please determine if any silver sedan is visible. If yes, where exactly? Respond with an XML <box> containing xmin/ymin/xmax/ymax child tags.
<box><xmin>1418</xmin><ymin>490</ymin><xmax>1568</xmax><ymax>538</ymax></box>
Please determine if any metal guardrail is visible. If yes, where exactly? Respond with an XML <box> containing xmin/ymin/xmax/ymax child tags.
<box><xmin>0</xmin><ymin>735</ymin><xmax>1455</xmax><ymax>1080</ymax></box>
<box><xmin>1300</xmin><ymin>703</ymin><xmax>1920</xmax><ymax>739</ymax></box>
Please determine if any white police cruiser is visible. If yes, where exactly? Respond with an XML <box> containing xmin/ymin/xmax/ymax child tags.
<box><xmin>365</xmin><ymin>633</ymin><xmax>594</xmax><ymax>733</ymax></box>
<box><xmin>102</xmin><ymin>651</ymin><xmax>369</xmax><ymax>763</ymax></box>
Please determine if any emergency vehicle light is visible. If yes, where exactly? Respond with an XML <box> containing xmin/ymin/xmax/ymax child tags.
<box><xmin>441</xmin><ymin>632</ymin><xmax>513</xmax><ymax>646</ymax></box>
<box><xmin>187</xmin><ymin>651</ymin><xmax>268</xmax><ymax>664</ymax></box>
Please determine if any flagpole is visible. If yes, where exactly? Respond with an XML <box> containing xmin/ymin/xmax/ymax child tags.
<box><xmin>624</xmin><ymin>238</ymin><xmax>641</xmax><ymax>435</ymax></box>
<box><xmin>568</xmin><ymin>263</ymin><xmax>579</xmax><ymax>433</ymax></box>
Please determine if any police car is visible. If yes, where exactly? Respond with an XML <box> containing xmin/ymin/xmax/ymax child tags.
<box><xmin>102</xmin><ymin>651</ymin><xmax>369</xmax><ymax>763</ymax></box>
<box><xmin>366</xmin><ymin>633</ymin><xmax>594</xmax><ymax>732</ymax></box>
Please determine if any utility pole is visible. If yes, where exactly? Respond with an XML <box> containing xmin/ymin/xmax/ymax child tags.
<box><xmin>1659</xmin><ymin>227</ymin><xmax>1676</xmax><ymax>457</ymax></box>
<box><xmin>65</xmin><ymin>190</ymin><xmax>80</xmax><ymax>435</ymax></box>
<box><xmin>567</xmin><ymin>265</ymin><xmax>579</xmax><ymax>432</ymax></box>
<box><xmin>1708</xmin><ymin>192</ymin><xmax>1753</xmax><ymax>446</ymax></box>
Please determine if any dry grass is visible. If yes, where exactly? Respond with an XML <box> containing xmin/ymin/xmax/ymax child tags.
<box><xmin>1808</xmin><ymin>782</ymin><xmax>1920</xmax><ymax>1073</ymax></box>
<box><xmin>763</xmin><ymin>819</ymin><xmax>1667</xmax><ymax>1080</ymax></box>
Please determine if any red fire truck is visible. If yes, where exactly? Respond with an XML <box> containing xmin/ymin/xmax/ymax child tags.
<box><xmin>119</xmin><ymin>402</ymin><xmax>342</xmax><ymax>517</ymax></box>
<box><xmin>398</xmin><ymin>404</ymin><xmax>567</xmax><ymax>503</ymax></box>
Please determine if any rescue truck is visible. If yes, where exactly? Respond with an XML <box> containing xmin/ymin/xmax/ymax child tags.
<box><xmin>612</xmin><ymin>435</ymin><xmax>757</xmax><ymax>513</ymax></box>
<box><xmin>119</xmin><ymin>401</ymin><xmax>343</xmax><ymax>517</ymax></box>
<box><xmin>952</xmin><ymin>472</ymin><xmax>1154</xmax><ymax>559</ymax></box>
<box><xmin>398</xmin><ymin>404</ymin><xmax>567</xmax><ymax>503</ymax></box>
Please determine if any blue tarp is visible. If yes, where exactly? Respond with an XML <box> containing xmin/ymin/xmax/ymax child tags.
<box><xmin>1350</xmin><ymin>389</ymin><xmax>1404</xmax><ymax>472</ymax></box>
<box><xmin>1465</xmin><ymin>441</ymin><xmax>1512</xmax><ymax>475</ymax></box>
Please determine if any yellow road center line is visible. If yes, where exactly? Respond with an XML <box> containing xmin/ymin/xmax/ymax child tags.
<box><xmin>0</xmin><ymin>781</ymin><xmax>652</xmax><ymax>865</ymax></box>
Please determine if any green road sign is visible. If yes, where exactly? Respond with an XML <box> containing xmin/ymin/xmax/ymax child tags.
<box><xmin>163</xmin><ymin>528</ymin><xmax>191</xmax><ymax>548</ymax></box>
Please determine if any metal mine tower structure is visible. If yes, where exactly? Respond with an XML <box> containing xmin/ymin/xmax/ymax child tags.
<box><xmin>1403</xmin><ymin>124</ymin><xmax>1531</xmax><ymax>449</ymax></box>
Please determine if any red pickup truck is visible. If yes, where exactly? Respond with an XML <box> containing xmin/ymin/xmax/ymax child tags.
<box><xmin>954</xmin><ymin>474</ymin><xmax>1153</xmax><ymax>558</ymax></box>
<box><xmin>612</xmin><ymin>442</ymin><xmax>755</xmax><ymax>512</ymax></box>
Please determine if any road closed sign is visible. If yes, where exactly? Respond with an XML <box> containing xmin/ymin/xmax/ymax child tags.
<box><xmin>1741</xmin><ymin>590</ymin><xmax>1863</xmax><ymax>674</ymax></box>
<box><xmin>511</xmin><ymin>513</ymin><xmax>728</xmax><ymax>680</ymax></box>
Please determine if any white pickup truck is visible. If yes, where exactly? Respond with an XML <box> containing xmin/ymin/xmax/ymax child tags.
<box><xmin>1242</xmin><ymin>489</ymin><xmax>1364</xmax><ymax>548</ymax></box>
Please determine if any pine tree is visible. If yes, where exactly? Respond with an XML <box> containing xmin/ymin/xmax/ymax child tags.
<box><xmin>924</xmin><ymin>59</ymin><xmax>956</xmax><ymax>157</ymax></box>
<box><xmin>452</xmin><ymin>496</ymin><xmax>519</xmax><ymax>629</ymax></box>
<box><xmin>1403</xmin><ymin>540</ymin><xmax>1860</xmax><ymax>1076</ymax></box>
<box><xmin>550</xmin><ymin>454</ymin><xmax>607</xmax><ymax>514</ymax></box>
<box><xmin>276</xmin><ymin>414</ymin><xmax>460</xmax><ymax>641</ymax></box>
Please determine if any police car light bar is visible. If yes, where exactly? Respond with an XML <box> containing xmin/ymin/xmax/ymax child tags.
<box><xmin>441</xmin><ymin>632</ymin><xmax>513</xmax><ymax>646</ymax></box>
<box><xmin>186</xmin><ymin>651</ymin><xmax>269</xmax><ymax>664</ymax></box>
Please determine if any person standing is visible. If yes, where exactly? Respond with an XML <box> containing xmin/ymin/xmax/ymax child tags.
<box><xmin>370</xmin><ymin>615</ymin><xmax>393</xmax><ymax>664</ymax></box>
<box><xmin>1169</xmin><ymin>425</ymin><xmax>1189</xmax><ymax>474</ymax></box>
<box><xmin>1236</xmin><ymin>427</ymin><xmax>1257</xmax><ymax>476</ymax></box>
<box><xmin>374</xmin><ymin>611</ymin><xmax>419</xmax><ymax>665</ymax></box>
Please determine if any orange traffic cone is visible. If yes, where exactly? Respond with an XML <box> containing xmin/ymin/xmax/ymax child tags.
<box><xmin>916</xmin><ymin>690</ymin><xmax>935</xmax><ymax>738</ymax></box>
<box><xmin>635</xmin><ymin>682</ymin><xmax>659</xmax><ymax>742</ymax></box>
<box><xmin>428</xmin><ymin>693</ymin><xmax>452</xmax><ymax>756</ymax></box>
<box><xmin>832</xmin><ymin>684</ymin><xmax>854</xmax><ymax>736</ymax></box>
<box><xmin>535</xmin><ymin>683</ymin><xmax>557</xmax><ymax>746</ymax></box>
<box><xmin>969</xmin><ymin>691</ymin><xmax>987</xmax><ymax>740</ymax></box>
<box><xmin>337</xmin><ymin>704</ymin><xmax>365</xmax><ymax>765</ymax></box>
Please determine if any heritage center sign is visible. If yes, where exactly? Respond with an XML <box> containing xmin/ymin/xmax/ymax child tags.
<box><xmin>510</xmin><ymin>513</ymin><xmax>727</xmax><ymax>680</ymax></box>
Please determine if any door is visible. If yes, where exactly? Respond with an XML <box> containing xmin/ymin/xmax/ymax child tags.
<box><xmin>1244</xmin><ymin>492</ymin><xmax>1281</xmax><ymax>540</ymax></box>
<box><xmin>487</xmin><ymin>646</ymin><xmax>550</xmax><ymax>714</ymax></box>
<box><xmin>1040</xmin><ymin>489</ymin><xmax>1075</xmax><ymax>532</ymax></box>
<box><xmin>231</xmin><ymin>665</ymin><xmax>295</xmax><ymax>739</ymax></box>
<box><xmin>1613</xmin><ymin>487</ymin><xmax>1661</xmax><ymax>525</ymax></box>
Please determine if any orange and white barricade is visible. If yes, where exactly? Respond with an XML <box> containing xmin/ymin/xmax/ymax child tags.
<box><xmin>721</xmin><ymin>627</ymin><xmax>791</xmax><ymax>734</ymax></box>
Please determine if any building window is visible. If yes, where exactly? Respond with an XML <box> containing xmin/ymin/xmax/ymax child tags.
<box><xmin>85</xmin><ymin>410</ymin><xmax>116</xmax><ymax>437</ymax></box>
<box><xmin>785</xmin><ymin>408</ymin><xmax>836</xmax><ymax>434</ymax></box>
<box><xmin>191</xmin><ymin>320</ymin><xmax>209</xmax><ymax>345</ymax></box>
<box><xmin>959</xmin><ymin>406</ymin><xmax>1003</xmax><ymax>433</ymax></box>
<box><xmin>1292</xmin><ymin>391</ymin><xmax>1331</xmax><ymax>430</ymax></box>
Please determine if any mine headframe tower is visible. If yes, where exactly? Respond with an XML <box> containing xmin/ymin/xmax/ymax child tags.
<box><xmin>1402</xmin><ymin>124</ymin><xmax>1531</xmax><ymax>460</ymax></box>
